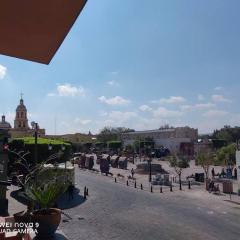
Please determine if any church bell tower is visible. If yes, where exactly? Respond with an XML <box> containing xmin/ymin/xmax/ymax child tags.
<box><xmin>14</xmin><ymin>94</ymin><xmax>29</xmax><ymax>130</ymax></box>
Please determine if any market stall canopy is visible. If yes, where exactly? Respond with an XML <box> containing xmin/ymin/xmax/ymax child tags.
<box><xmin>0</xmin><ymin>0</ymin><xmax>87</xmax><ymax>64</ymax></box>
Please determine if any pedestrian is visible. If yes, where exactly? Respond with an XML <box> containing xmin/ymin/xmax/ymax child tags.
<box><xmin>68</xmin><ymin>183</ymin><xmax>75</xmax><ymax>200</ymax></box>
<box><xmin>131</xmin><ymin>168</ymin><xmax>135</xmax><ymax>179</ymax></box>
<box><xmin>221</xmin><ymin>168</ymin><xmax>226</xmax><ymax>178</ymax></box>
<box><xmin>211</xmin><ymin>168</ymin><xmax>215</xmax><ymax>178</ymax></box>
<box><xmin>234</xmin><ymin>167</ymin><xmax>237</xmax><ymax>179</ymax></box>
<box><xmin>208</xmin><ymin>180</ymin><xmax>214</xmax><ymax>193</ymax></box>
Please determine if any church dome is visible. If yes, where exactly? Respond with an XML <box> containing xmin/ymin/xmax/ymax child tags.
<box><xmin>0</xmin><ymin>115</ymin><xmax>11</xmax><ymax>130</ymax></box>
<box><xmin>16</xmin><ymin>98</ymin><xmax>27</xmax><ymax>111</ymax></box>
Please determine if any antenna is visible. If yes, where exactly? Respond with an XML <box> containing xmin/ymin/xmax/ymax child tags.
<box><xmin>54</xmin><ymin>116</ymin><xmax>57</xmax><ymax>135</ymax></box>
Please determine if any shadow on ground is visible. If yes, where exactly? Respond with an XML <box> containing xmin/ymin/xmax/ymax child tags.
<box><xmin>32</xmin><ymin>232</ymin><xmax>68</xmax><ymax>240</ymax></box>
<box><xmin>10</xmin><ymin>187</ymin><xmax>86</xmax><ymax>210</ymax></box>
<box><xmin>57</xmin><ymin>188</ymin><xmax>86</xmax><ymax>210</ymax></box>
<box><xmin>10</xmin><ymin>189</ymin><xmax>29</xmax><ymax>206</ymax></box>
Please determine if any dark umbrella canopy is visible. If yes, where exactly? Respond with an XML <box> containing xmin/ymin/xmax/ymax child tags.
<box><xmin>0</xmin><ymin>0</ymin><xmax>87</xmax><ymax>64</ymax></box>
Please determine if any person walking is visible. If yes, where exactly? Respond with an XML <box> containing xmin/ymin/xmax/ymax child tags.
<box><xmin>211</xmin><ymin>167</ymin><xmax>215</xmax><ymax>178</ymax></box>
<box><xmin>68</xmin><ymin>183</ymin><xmax>75</xmax><ymax>200</ymax></box>
<box><xmin>131</xmin><ymin>168</ymin><xmax>135</xmax><ymax>179</ymax></box>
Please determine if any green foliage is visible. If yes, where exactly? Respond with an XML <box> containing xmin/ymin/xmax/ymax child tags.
<box><xmin>8</xmin><ymin>137</ymin><xmax>71</xmax><ymax>167</ymax></box>
<box><xmin>196</xmin><ymin>151</ymin><xmax>213</xmax><ymax>178</ymax></box>
<box><xmin>25</xmin><ymin>180</ymin><xmax>68</xmax><ymax>209</ymax></box>
<box><xmin>169</xmin><ymin>155</ymin><xmax>189</xmax><ymax>169</ymax></box>
<box><xmin>97</xmin><ymin>127</ymin><xmax>134</xmax><ymax>142</ymax></box>
<box><xmin>107</xmin><ymin>140</ymin><xmax>122</xmax><ymax>150</ymax></box>
<box><xmin>215</xmin><ymin>143</ymin><xmax>236</xmax><ymax>166</ymax></box>
<box><xmin>125</xmin><ymin>144</ymin><xmax>134</xmax><ymax>153</ymax></box>
<box><xmin>212</xmin><ymin>125</ymin><xmax>240</xmax><ymax>143</ymax></box>
<box><xmin>13</xmin><ymin>137</ymin><xmax>70</xmax><ymax>145</ymax></box>
<box><xmin>211</xmin><ymin>139</ymin><xmax>227</xmax><ymax>149</ymax></box>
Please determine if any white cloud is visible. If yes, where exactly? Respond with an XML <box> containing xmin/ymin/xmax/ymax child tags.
<box><xmin>180</xmin><ymin>105</ymin><xmax>192</xmax><ymax>111</ymax></box>
<box><xmin>139</xmin><ymin>105</ymin><xmax>152</xmax><ymax>112</ymax></box>
<box><xmin>48</xmin><ymin>83</ymin><xmax>85</xmax><ymax>97</ymax></box>
<box><xmin>212</xmin><ymin>94</ymin><xmax>231</xmax><ymax>103</ymax></box>
<box><xmin>107</xmin><ymin>80</ymin><xmax>119</xmax><ymax>86</ymax></box>
<box><xmin>108</xmin><ymin>111</ymin><xmax>137</xmax><ymax>121</ymax></box>
<box><xmin>96</xmin><ymin>111</ymin><xmax>137</xmax><ymax>129</ymax></box>
<box><xmin>195</xmin><ymin>102</ymin><xmax>216</xmax><ymax>109</ymax></box>
<box><xmin>197</xmin><ymin>94</ymin><xmax>204</xmax><ymax>101</ymax></box>
<box><xmin>180</xmin><ymin>102</ymin><xmax>215</xmax><ymax>111</ymax></box>
<box><xmin>153</xmin><ymin>107</ymin><xmax>183</xmax><ymax>118</ymax></box>
<box><xmin>214</xmin><ymin>86</ymin><xmax>223</xmax><ymax>91</ymax></box>
<box><xmin>0</xmin><ymin>64</ymin><xmax>7</xmax><ymax>79</ymax></box>
<box><xmin>153</xmin><ymin>96</ymin><xmax>186</xmax><ymax>104</ymax></box>
<box><xmin>203</xmin><ymin>110</ymin><xmax>228</xmax><ymax>118</ymax></box>
<box><xmin>57</xmin><ymin>84</ymin><xmax>85</xmax><ymax>97</ymax></box>
<box><xmin>74</xmin><ymin>118</ymin><xmax>92</xmax><ymax>125</ymax></box>
<box><xmin>98</xmin><ymin>96</ymin><xmax>130</xmax><ymax>105</ymax></box>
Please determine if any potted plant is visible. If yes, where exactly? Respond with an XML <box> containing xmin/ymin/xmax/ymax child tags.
<box><xmin>25</xmin><ymin>178</ymin><xmax>68</xmax><ymax>239</ymax></box>
<box><xmin>8</xmin><ymin>148</ymin><xmax>69</xmax><ymax>239</ymax></box>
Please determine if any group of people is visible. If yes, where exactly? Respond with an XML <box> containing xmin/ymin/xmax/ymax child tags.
<box><xmin>211</xmin><ymin>167</ymin><xmax>237</xmax><ymax>179</ymax></box>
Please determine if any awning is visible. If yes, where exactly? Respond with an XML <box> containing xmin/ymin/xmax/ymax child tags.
<box><xmin>0</xmin><ymin>0</ymin><xmax>87</xmax><ymax>64</ymax></box>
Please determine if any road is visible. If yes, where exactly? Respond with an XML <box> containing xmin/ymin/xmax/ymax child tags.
<box><xmin>60</xmin><ymin>169</ymin><xmax>240</xmax><ymax>240</ymax></box>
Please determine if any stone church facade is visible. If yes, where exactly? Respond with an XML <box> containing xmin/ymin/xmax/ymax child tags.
<box><xmin>0</xmin><ymin>97</ymin><xmax>45</xmax><ymax>138</ymax></box>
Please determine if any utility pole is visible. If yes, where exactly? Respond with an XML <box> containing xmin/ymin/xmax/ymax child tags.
<box><xmin>34</xmin><ymin>122</ymin><xmax>38</xmax><ymax>165</ymax></box>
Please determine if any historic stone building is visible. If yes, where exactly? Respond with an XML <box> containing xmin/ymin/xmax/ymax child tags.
<box><xmin>0</xmin><ymin>115</ymin><xmax>11</xmax><ymax>131</ymax></box>
<box><xmin>14</xmin><ymin>97</ymin><xmax>29</xmax><ymax>130</ymax></box>
<box><xmin>121</xmin><ymin>126</ymin><xmax>198</xmax><ymax>155</ymax></box>
<box><xmin>0</xmin><ymin>96</ymin><xmax>45</xmax><ymax>138</ymax></box>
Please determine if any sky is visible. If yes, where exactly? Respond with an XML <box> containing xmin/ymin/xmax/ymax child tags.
<box><xmin>0</xmin><ymin>0</ymin><xmax>240</xmax><ymax>135</ymax></box>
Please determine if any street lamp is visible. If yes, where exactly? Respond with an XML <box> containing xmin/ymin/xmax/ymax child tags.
<box><xmin>147</xmin><ymin>157</ymin><xmax>152</xmax><ymax>183</ymax></box>
<box><xmin>31</xmin><ymin>121</ymin><xmax>38</xmax><ymax>166</ymax></box>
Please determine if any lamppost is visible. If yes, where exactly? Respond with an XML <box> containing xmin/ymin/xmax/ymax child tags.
<box><xmin>31</xmin><ymin>121</ymin><xmax>38</xmax><ymax>166</ymax></box>
<box><xmin>147</xmin><ymin>156</ymin><xmax>152</xmax><ymax>183</ymax></box>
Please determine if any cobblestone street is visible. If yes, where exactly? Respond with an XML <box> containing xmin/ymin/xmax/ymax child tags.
<box><xmin>60</xmin><ymin>168</ymin><xmax>240</xmax><ymax>240</ymax></box>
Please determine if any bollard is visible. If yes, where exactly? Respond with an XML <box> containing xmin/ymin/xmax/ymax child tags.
<box><xmin>188</xmin><ymin>180</ymin><xmax>191</xmax><ymax>189</ymax></box>
<box><xmin>151</xmin><ymin>185</ymin><xmax>153</xmax><ymax>193</ymax></box>
<box><xmin>134</xmin><ymin>181</ymin><xmax>137</xmax><ymax>188</ymax></box>
<box><xmin>115</xmin><ymin>177</ymin><xmax>117</xmax><ymax>183</ymax></box>
<box><xmin>141</xmin><ymin>184</ymin><xmax>143</xmax><ymax>190</ymax></box>
<box><xmin>170</xmin><ymin>184</ymin><xmax>173</xmax><ymax>192</ymax></box>
<box><xmin>127</xmin><ymin>180</ymin><xmax>129</xmax><ymax>186</ymax></box>
<box><xmin>160</xmin><ymin>186</ymin><xmax>163</xmax><ymax>193</ymax></box>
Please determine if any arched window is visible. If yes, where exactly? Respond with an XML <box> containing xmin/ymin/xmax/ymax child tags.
<box><xmin>21</xmin><ymin>112</ymin><xmax>23</xmax><ymax>118</ymax></box>
<box><xmin>17</xmin><ymin>113</ymin><xmax>19</xmax><ymax>118</ymax></box>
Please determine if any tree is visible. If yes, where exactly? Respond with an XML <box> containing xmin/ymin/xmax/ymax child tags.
<box><xmin>169</xmin><ymin>154</ymin><xmax>189</xmax><ymax>190</ymax></box>
<box><xmin>212</xmin><ymin>125</ymin><xmax>240</xmax><ymax>143</ymax></box>
<box><xmin>97</xmin><ymin>127</ymin><xmax>134</xmax><ymax>142</ymax></box>
<box><xmin>215</xmin><ymin>143</ymin><xmax>236</xmax><ymax>166</ymax></box>
<box><xmin>196</xmin><ymin>151</ymin><xmax>213</xmax><ymax>179</ymax></box>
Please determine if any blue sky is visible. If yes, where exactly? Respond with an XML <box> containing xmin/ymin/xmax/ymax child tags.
<box><xmin>1</xmin><ymin>0</ymin><xmax>240</xmax><ymax>134</ymax></box>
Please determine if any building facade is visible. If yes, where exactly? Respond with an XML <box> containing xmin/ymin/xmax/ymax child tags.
<box><xmin>121</xmin><ymin>126</ymin><xmax>198</xmax><ymax>154</ymax></box>
<box><xmin>0</xmin><ymin>97</ymin><xmax>45</xmax><ymax>138</ymax></box>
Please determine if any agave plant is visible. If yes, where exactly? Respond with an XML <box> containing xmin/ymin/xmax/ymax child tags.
<box><xmin>25</xmin><ymin>179</ymin><xmax>68</xmax><ymax>210</ymax></box>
